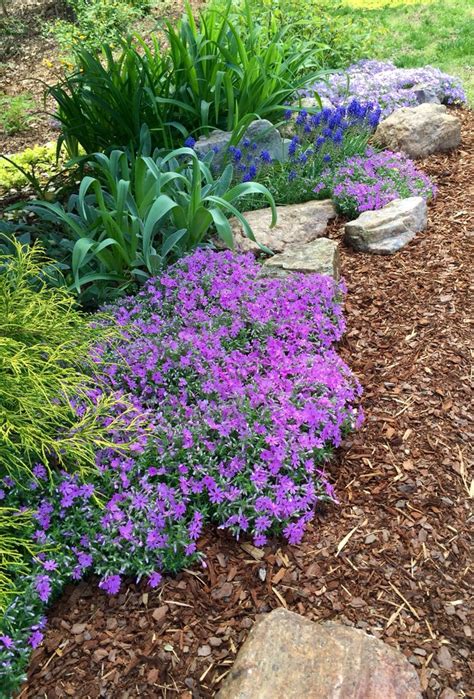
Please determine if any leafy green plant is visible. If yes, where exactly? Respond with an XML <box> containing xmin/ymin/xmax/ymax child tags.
<box><xmin>50</xmin><ymin>0</ymin><xmax>325</xmax><ymax>156</ymax></box>
<box><xmin>0</xmin><ymin>241</ymin><xmax>138</xmax><ymax>484</ymax></box>
<box><xmin>224</xmin><ymin>0</ymin><xmax>379</xmax><ymax>69</ymax></box>
<box><xmin>0</xmin><ymin>142</ymin><xmax>81</xmax><ymax>200</ymax></box>
<box><xmin>0</xmin><ymin>144</ymin><xmax>60</xmax><ymax>193</ymax></box>
<box><xmin>27</xmin><ymin>144</ymin><xmax>276</xmax><ymax>306</ymax></box>
<box><xmin>46</xmin><ymin>0</ymin><xmax>151</xmax><ymax>56</ymax></box>
<box><xmin>0</xmin><ymin>93</ymin><xmax>34</xmax><ymax>135</ymax></box>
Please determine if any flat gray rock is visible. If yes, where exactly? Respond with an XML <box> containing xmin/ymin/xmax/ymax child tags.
<box><xmin>217</xmin><ymin>608</ymin><xmax>423</xmax><ymax>699</ymax></box>
<box><xmin>344</xmin><ymin>197</ymin><xmax>427</xmax><ymax>254</ymax></box>
<box><xmin>375</xmin><ymin>103</ymin><xmax>461</xmax><ymax>159</ymax></box>
<box><xmin>231</xmin><ymin>200</ymin><xmax>336</xmax><ymax>254</ymax></box>
<box><xmin>262</xmin><ymin>238</ymin><xmax>340</xmax><ymax>279</ymax></box>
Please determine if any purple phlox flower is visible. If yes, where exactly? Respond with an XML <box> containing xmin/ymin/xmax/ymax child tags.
<box><xmin>42</xmin><ymin>559</ymin><xmax>58</xmax><ymax>571</ymax></box>
<box><xmin>35</xmin><ymin>574</ymin><xmax>52</xmax><ymax>602</ymax></box>
<box><xmin>32</xmin><ymin>463</ymin><xmax>47</xmax><ymax>480</ymax></box>
<box><xmin>28</xmin><ymin>630</ymin><xmax>44</xmax><ymax>649</ymax></box>
<box><xmin>0</xmin><ymin>635</ymin><xmax>14</xmax><ymax>648</ymax></box>
<box><xmin>148</xmin><ymin>571</ymin><xmax>162</xmax><ymax>588</ymax></box>
<box><xmin>99</xmin><ymin>574</ymin><xmax>121</xmax><ymax>595</ymax></box>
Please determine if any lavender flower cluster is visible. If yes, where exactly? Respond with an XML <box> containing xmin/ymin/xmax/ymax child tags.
<box><xmin>314</xmin><ymin>147</ymin><xmax>436</xmax><ymax>217</ymax></box>
<box><xmin>1</xmin><ymin>250</ymin><xmax>362</xmax><ymax>687</ymax></box>
<box><xmin>306</xmin><ymin>60</ymin><xmax>466</xmax><ymax>117</ymax></box>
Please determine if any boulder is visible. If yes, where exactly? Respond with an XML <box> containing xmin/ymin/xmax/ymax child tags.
<box><xmin>297</xmin><ymin>96</ymin><xmax>334</xmax><ymax>111</ymax></box>
<box><xmin>231</xmin><ymin>200</ymin><xmax>336</xmax><ymax>254</ymax></box>
<box><xmin>262</xmin><ymin>238</ymin><xmax>340</xmax><ymax>280</ymax></box>
<box><xmin>374</xmin><ymin>103</ymin><xmax>461</xmax><ymax>158</ymax></box>
<box><xmin>411</xmin><ymin>84</ymin><xmax>441</xmax><ymax>106</ymax></box>
<box><xmin>344</xmin><ymin>197</ymin><xmax>427</xmax><ymax>254</ymax></box>
<box><xmin>194</xmin><ymin>119</ymin><xmax>286</xmax><ymax>168</ymax></box>
<box><xmin>217</xmin><ymin>608</ymin><xmax>422</xmax><ymax>699</ymax></box>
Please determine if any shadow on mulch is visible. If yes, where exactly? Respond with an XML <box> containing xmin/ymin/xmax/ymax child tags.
<box><xmin>19</xmin><ymin>108</ymin><xmax>474</xmax><ymax>699</ymax></box>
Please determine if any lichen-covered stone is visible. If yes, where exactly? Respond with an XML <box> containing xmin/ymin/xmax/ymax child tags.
<box><xmin>375</xmin><ymin>103</ymin><xmax>461</xmax><ymax>158</ymax></box>
<box><xmin>231</xmin><ymin>200</ymin><xmax>336</xmax><ymax>254</ymax></box>
<box><xmin>344</xmin><ymin>197</ymin><xmax>427</xmax><ymax>254</ymax></box>
<box><xmin>262</xmin><ymin>238</ymin><xmax>340</xmax><ymax>279</ymax></box>
<box><xmin>217</xmin><ymin>608</ymin><xmax>423</xmax><ymax>699</ymax></box>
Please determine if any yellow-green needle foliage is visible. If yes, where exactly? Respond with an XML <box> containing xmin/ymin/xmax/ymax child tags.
<box><xmin>0</xmin><ymin>241</ymin><xmax>139</xmax><ymax>486</ymax></box>
<box><xmin>0</xmin><ymin>508</ymin><xmax>39</xmax><ymax>614</ymax></box>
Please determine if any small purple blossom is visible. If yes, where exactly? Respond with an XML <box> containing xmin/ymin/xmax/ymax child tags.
<box><xmin>0</xmin><ymin>635</ymin><xmax>14</xmax><ymax>649</ymax></box>
<box><xmin>28</xmin><ymin>631</ymin><xmax>44</xmax><ymax>649</ymax></box>
<box><xmin>148</xmin><ymin>571</ymin><xmax>162</xmax><ymax>588</ymax></box>
<box><xmin>34</xmin><ymin>575</ymin><xmax>52</xmax><ymax>603</ymax></box>
<box><xmin>99</xmin><ymin>574</ymin><xmax>121</xmax><ymax>595</ymax></box>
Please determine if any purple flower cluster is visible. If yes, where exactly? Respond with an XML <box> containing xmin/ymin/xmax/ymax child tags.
<box><xmin>99</xmin><ymin>250</ymin><xmax>362</xmax><ymax>545</ymax></box>
<box><xmin>1</xmin><ymin>250</ymin><xmax>362</xmax><ymax>686</ymax></box>
<box><xmin>283</xmin><ymin>100</ymin><xmax>381</xmax><ymax>180</ymax></box>
<box><xmin>227</xmin><ymin>140</ymin><xmax>273</xmax><ymax>182</ymax></box>
<box><xmin>314</xmin><ymin>147</ymin><xmax>436</xmax><ymax>217</ymax></box>
<box><xmin>306</xmin><ymin>60</ymin><xmax>466</xmax><ymax>117</ymax></box>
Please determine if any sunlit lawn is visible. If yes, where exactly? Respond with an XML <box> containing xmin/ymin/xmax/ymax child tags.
<box><xmin>342</xmin><ymin>0</ymin><xmax>474</xmax><ymax>102</ymax></box>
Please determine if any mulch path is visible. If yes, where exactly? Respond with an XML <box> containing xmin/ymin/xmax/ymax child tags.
<box><xmin>19</xmin><ymin>108</ymin><xmax>473</xmax><ymax>699</ymax></box>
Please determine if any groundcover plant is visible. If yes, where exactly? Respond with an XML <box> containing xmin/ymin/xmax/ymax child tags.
<box><xmin>306</xmin><ymin>59</ymin><xmax>466</xmax><ymax>116</ymax></box>
<box><xmin>0</xmin><ymin>249</ymin><xmax>362</xmax><ymax>693</ymax></box>
<box><xmin>314</xmin><ymin>148</ymin><xmax>437</xmax><ymax>217</ymax></box>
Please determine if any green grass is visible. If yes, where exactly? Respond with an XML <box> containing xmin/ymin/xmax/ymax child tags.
<box><xmin>0</xmin><ymin>93</ymin><xmax>35</xmax><ymax>135</ymax></box>
<box><xmin>342</xmin><ymin>0</ymin><xmax>474</xmax><ymax>103</ymax></box>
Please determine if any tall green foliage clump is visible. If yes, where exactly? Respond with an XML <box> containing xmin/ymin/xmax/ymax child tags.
<box><xmin>50</xmin><ymin>0</ymin><xmax>324</xmax><ymax>156</ymax></box>
<box><xmin>226</xmin><ymin>0</ymin><xmax>378</xmax><ymax>68</ymax></box>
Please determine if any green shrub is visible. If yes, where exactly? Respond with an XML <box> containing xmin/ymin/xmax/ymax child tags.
<box><xmin>0</xmin><ymin>508</ymin><xmax>38</xmax><ymax>620</ymax></box>
<box><xmin>0</xmin><ymin>241</ymin><xmax>136</xmax><ymax>484</ymax></box>
<box><xmin>225</xmin><ymin>0</ymin><xmax>378</xmax><ymax>68</ymax></box>
<box><xmin>0</xmin><ymin>142</ymin><xmax>78</xmax><ymax>199</ymax></box>
<box><xmin>0</xmin><ymin>93</ymin><xmax>34</xmax><ymax>135</ymax></box>
<box><xmin>47</xmin><ymin>0</ymin><xmax>151</xmax><ymax>56</ymax></box>
<box><xmin>50</xmin><ymin>1</ymin><xmax>325</xmax><ymax>156</ymax></box>
<box><xmin>27</xmin><ymin>144</ymin><xmax>276</xmax><ymax>306</ymax></box>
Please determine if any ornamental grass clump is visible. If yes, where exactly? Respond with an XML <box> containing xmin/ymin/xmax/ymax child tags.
<box><xmin>314</xmin><ymin>147</ymin><xmax>436</xmax><ymax>218</ymax></box>
<box><xmin>1</xmin><ymin>249</ymin><xmax>362</xmax><ymax>692</ymax></box>
<box><xmin>306</xmin><ymin>60</ymin><xmax>466</xmax><ymax>117</ymax></box>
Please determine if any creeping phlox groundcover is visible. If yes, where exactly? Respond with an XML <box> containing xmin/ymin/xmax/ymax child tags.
<box><xmin>306</xmin><ymin>60</ymin><xmax>466</xmax><ymax>117</ymax></box>
<box><xmin>1</xmin><ymin>250</ymin><xmax>362</xmax><ymax>688</ymax></box>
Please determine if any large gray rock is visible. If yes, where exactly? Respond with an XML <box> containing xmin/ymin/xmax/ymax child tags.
<box><xmin>375</xmin><ymin>103</ymin><xmax>461</xmax><ymax>158</ymax></box>
<box><xmin>262</xmin><ymin>238</ymin><xmax>340</xmax><ymax>280</ymax></box>
<box><xmin>217</xmin><ymin>608</ymin><xmax>422</xmax><ymax>699</ymax></box>
<box><xmin>231</xmin><ymin>200</ymin><xmax>336</xmax><ymax>254</ymax></box>
<box><xmin>194</xmin><ymin>119</ymin><xmax>286</xmax><ymax>168</ymax></box>
<box><xmin>344</xmin><ymin>197</ymin><xmax>427</xmax><ymax>254</ymax></box>
<box><xmin>411</xmin><ymin>83</ymin><xmax>441</xmax><ymax>106</ymax></box>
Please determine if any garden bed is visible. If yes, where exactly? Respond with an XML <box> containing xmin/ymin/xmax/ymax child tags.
<box><xmin>19</xmin><ymin>108</ymin><xmax>473</xmax><ymax>699</ymax></box>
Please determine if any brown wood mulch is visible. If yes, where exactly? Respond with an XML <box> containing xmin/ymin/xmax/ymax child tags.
<box><xmin>19</xmin><ymin>109</ymin><xmax>473</xmax><ymax>699</ymax></box>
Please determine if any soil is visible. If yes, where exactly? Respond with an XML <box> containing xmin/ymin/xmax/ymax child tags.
<box><xmin>18</xmin><ymin>107</ymin><xmax>474</xmax><ymax>699</ymax></box>
<box><xmin>0</xmin><ymin>0</ymin><xmax>206</xmax><ymax>155</ymax></box>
